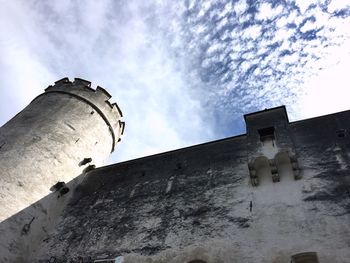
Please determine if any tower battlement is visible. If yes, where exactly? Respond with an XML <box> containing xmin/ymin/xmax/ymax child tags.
<box><xmin>43</xmin><ymin>77</ymin><xmax>125</xmax><ymax>151</ymax></box>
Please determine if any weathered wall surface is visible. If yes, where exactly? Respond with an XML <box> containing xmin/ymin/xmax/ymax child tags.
<box><xmin>34</xmin><ymin>108</ymin><xmax>350</xmax><ymax>263</ymax></box>
<box><xmin>0</xmin><ymin>78</ymin><xmax>124</xmax><ymax>262</ymax></box>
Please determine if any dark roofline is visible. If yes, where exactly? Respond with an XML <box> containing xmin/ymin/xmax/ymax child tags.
<box><xmin>98</xmin><ymin>133</ymin><xmax>247</xmax><ymax>170</ymax></box>
<box><xmin>290</xmin><ymin>108</ymin><xmax>350</xmax><ymax>125</ymax></box>
<box><xmin>98</xmin><ymin>106</ymin><xmax>350</xmax><ymax>171</ymax></box>
<box><xmin>244</xmin><ymin>105</ymin><xmax>289</xmax><ymax>123</ymax></box>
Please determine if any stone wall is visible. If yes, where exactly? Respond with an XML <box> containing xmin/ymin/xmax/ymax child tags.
<box><xmin>33</xmin><ymin>107</ymin><xmax>350</xmax><ymax>262</ymax></box>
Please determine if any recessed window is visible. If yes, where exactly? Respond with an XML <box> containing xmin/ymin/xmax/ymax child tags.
<box><xmin>258</xmin><ymin>126</ymin><xmax>275</xmax><ymax>142</ymax></box>
<box><xmin>291</xmin><ymin>252</ymin><xmax>319</xmax><ymax>263</ymax></box>
<box><xmin>188</xmin><ymin>260</ymin><xmax>207</xmax><ymax>263</ymax></box>
<box><xmin>336</xmin><ymin>129</ymin><xmax>346</xmax><ymax>138</ymax></box>
<box><xmin>79</xmin><ymin>157</ymin><xmax>92</xmax><ymax>166</ymax></box>
<box><xmin>50</xmin><ymin>181</ymin><xmax>66</xmax><ymax>192</ymax></box>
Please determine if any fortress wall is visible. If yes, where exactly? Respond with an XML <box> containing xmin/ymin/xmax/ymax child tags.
<box><xmin>34</xmin><ymin>109</ymin><xmax>350</xmax><ymax>262</ymax></box>
<box><xmin>34</xmin><ymin>135</ymin><xmax>249</xmax><ymax>262</ymax></box>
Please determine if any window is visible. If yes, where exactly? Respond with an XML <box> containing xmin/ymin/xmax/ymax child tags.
<box><xmin>79</xmin><ymin>157</ymin><xmax>92</xmax><ymax>166</ymax></box>
<box><xmin>258</xmin><ymin>127</ymin><xmax>275</xmax><ymax>147</ymax></box>
<box><xmin>291</xmin><ymin>252</ymin><xmax>319</xmax><ymax>263</ymax></box>
<box><xmin>258</xmin><ymin>126</ymin><xmax>275</xmax><ymax>141</ymax></box>
<box><xmin>336</xmin><ymin>129</ymin><xmax>346</xmax><ymax>138</ymax></box>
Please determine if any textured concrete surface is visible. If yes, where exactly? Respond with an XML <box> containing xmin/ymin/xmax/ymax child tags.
<box><xmin>0</xmin><ymin>78</ymin><xmax>123</xmax><ymax>262</ymax></box>
<box><xmin>33</xmin><ymin>107</ymin><xmax>350</xmax><ymax>262</ymax></box>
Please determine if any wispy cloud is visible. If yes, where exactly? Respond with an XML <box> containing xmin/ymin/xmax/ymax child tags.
<box><xmin>0</xmin><ymin>0</ymin><xmax>350</xmax><ymax>163</ymax></box>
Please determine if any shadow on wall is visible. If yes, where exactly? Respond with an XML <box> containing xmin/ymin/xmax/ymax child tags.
<box><xmin>0</xmin><ymin>180</ymin><xmax>216</xmax><ymax>263</ymax></box>
<box><xmin>0</xmin><ymin>173</ymin><xmax>86</xmax><ymax>263</ymax></box>
<box><xmin>254</xmin><ymin>156</ymin><xmax>272</xmax><ymax>185</ymax></box>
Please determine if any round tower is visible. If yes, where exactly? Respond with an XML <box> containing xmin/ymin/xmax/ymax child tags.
<box><xmin>0</xmin><ymin>78</ymin><xmax>125</xmax><ymax>261</ymax></box>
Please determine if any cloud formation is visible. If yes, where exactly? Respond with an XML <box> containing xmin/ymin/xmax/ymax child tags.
<box><xmin>0</xmin><ymin>0</ymin><xmax>350</xmax><ymax>163</ymax></box>
<box><xmin>166</xmin><ymin>0</ymin><xmax>350</xmax><ymax>131</ymax></box>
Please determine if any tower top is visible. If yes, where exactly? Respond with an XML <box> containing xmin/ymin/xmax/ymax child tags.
<box><xmin>40</xmin><ymin>77</ymin><xmax>125</xmax><ymax>152</ymax></box>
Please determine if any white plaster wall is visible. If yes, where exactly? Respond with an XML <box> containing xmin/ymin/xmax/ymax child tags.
<box><xmin>113</xmin><ymin>165</ymin><xmax>349</xmax><ymax>263</ymax></box>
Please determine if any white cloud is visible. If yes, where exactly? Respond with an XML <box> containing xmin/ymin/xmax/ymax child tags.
<box><xmin>234</xmin><ymin>0</ymin><xmax>248</xmax><ymax>15</ymax></box>
<box><xmin>300</xmin><ymin>19</ymin><xmax>317</xmax><ymax>33</ymax></box>
<box><xmin>239</xmin><ymin>13</ymin><xmax>251</xmax><ymax>24</ymax></box>
<box><xmin>218</xmin><ymin>2</ymin><xmax>233</xmax><ymax>18</ymax></box>
<box><xmin>207</xmin><ymin>41</ymin><xmax>222</xmax><ymax>54</ymax></box>
<box><xmin>242</xmin><ymin>24</ymin><xmax>262</xmax><ymax>39</ymax></box>
<box><xmin>273</xmin><ymin>28</ymin><xmax>294</xmax><ymax>41</ymax></box>
<box><xmin>256</xmin><ymin>3</ymin><xmax>283</xmax><ymax>20</ymax></box>
<box><xmin>281</xmin><ymin>53</ymin><xmax>299</xmax><ymax>64</ymax></box>
<box><xmin>276</xmin><ymin>16</ymin><xmax>288</xmax><ymax>28</ymax></box>
<box><xmin>279</xmin><ymin>40</ymin><xmax>290</xmax><ymax>50</ymax></box>
<box><xmin>328</xmin><ymin>0</ymin><xmax>350</xmax><ymax>13</ymax></box>
<box><xmin>294</xmin><ymin>0</ymin><xmax>311</xmax><ymax>14</ymax></box>
<box><xmin>193</xmin><ymin>24</ymin><xmax>207</xmax><ymax>35</ymax></box>
<box><xmin>0</xmin><ymin>0</ymin><xmax>213</xmax><ymax>164</ymax></box>
<box><xmin>298</xmin><ymin>51</ymin><xmax>350</xmax><ymax>118</ymax></box>
<box><xmin>313</xmin><ymin>7</ymin><xmax>329</xmax><ymax>25</ymax></box>
<box><xmin>220</xmin><ymin>28</ymin><xmax>231</xmax><ymax>41</ymax></box>
<box><xmin>240</xmin><ymin>60</ymin><xmax>251</xmax><ymax>71</ymax></box>
<box><xmin>198</xmin><ymin>1</ymin><xmax>213</xmax><ymax>17</ymax></box>
<box><xmin>1</xmin><ymin>0</ymin><xmax>350</xmax><ymax>164</ymax></box>
<box><xmin>217</xmin><ymin>16</ymin><xmax>228</xmax><ymax>31</ymax></box>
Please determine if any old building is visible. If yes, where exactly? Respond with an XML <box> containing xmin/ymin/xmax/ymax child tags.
<box><xmin>0</xmin><ymin>78</ymin><xmax>349</xmax><ymax>262</ymax></box>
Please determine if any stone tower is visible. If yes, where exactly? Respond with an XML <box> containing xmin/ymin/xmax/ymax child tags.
<box><xmin>0</xmin><ymin>78</ymin><xmax>124</xmax><ymax>262</ymax></box>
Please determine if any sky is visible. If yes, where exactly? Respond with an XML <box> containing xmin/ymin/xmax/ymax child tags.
<box><xmin>0</xmin><ymin>0</ymin><xmax>350</xmax><ymax>164</ymax></box>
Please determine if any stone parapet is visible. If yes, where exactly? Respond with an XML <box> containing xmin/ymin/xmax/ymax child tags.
<box><xmin>41</xmin><ymin>77</ymin><xmax>125</xmax><ymax>152</ymax></box>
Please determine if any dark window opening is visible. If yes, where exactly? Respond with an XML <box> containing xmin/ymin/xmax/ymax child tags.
<box><xmin>291</xmin><ymin>252</ymin><xmax>319</xmax><ymax>263</ymax></box>
<box><xmin>50</xmin><ymin>181</ymin><xmax>66</xmax><ymax>192</ymax></box>
<box><xmin>49</xmin><ymin>181</ymin><xmax>70</xmax><ymax>198</ymax></box>
<box><xmin>176</xmin><ymin>162</ymin><xmax>182</xmax><ymax>170</ymax></box>
<box><xmin>79</xmin><ymin>157</ymin><xmax>92</xmax><ymax>166</ymax></box>
<box><xmin>336</xmin><ymin>129</ymin><xmax>346</xmax><ymax>138</ymax></box>
<box><xmin>258</xmin><ymin>126</ymin><xmax>275</xmax><ymax>142</ymax></box>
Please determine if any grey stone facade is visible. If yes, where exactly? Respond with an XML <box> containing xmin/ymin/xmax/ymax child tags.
<box><xmin>0</xmin><ymin>83</ymin><xmax>349</xmax><ymax>262</ymax></box>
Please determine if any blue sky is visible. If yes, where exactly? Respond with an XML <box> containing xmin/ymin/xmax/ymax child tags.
<box><xmin>0</xmin><ymin>0</ymin><xmax>350</xmax><ymax>164</ymax></box>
